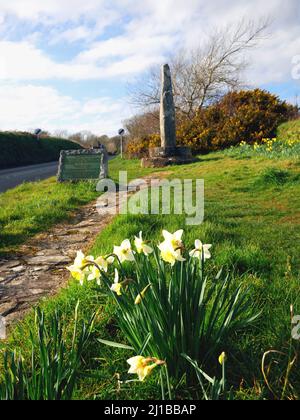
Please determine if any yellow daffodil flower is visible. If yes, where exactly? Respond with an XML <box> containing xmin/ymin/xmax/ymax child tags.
<box><xmin>189</xmin><ymin>240</ymin><xmax>212</xmax><ymax>261</ymax></box>
<box><xmin>134</xmin><ymin>231</ymin><xmax>153</xmax><ymax>256</ymax></box>
<box><xmin>110</xmin><ymin>269</ymin><xmax>122</xmax><ymax>296</ymax></box>
<box><xmin>114</xmin><ymin>239</ymin><xmax>135</xmax><ymax>263</ymax></box>
<box><xmin>135</xmin><ymin>284</ymin><xmax>152</xmax><ymax>305</ymax></box>
<box><xmin>127</xmin><ymin>356</ymin><xmax>165</xmax><ymax>381</ymax></box>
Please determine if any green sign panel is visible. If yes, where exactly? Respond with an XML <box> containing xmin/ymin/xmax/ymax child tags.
<box><xmin>57</xmin><ymin>149</ymin><xmax>108</xmax><ymax>182</ymax></box>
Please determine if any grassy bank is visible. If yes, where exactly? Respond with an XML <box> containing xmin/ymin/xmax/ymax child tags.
<box><xmin>277</xmin><ymin>119</ymin><xmax>300</xmax><ymax>142</ymax></box>
<box><xmin>0</xmin><ymin>132</ymin><xmax>81</xmax><ymax>169</ymax></box>
<box><xmin>1</xmin><ymin>152</ymin><xmax>300</xmax><ymax>399</ymax></box>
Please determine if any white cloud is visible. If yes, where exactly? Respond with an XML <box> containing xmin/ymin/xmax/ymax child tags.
<box><xmin>0</xmin><ymin>0</ymin><xmax>108</xmax><ymax>22</ymax></box>
<box><xmin>0</xmin><ymin>0</ymin><xmax>299</xmax><ymax>134</ymax></box>
<box><xmin>0</xmin><ymin>83</ymin><xmax>131</xmax><ymax>135</ymax></box>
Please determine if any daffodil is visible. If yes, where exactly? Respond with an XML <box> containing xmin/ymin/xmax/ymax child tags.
<box><xmin>158</xmin><ymin>230</ymin><xmax>185</xmax><ymax>265</ymax></box>
<box><xmin>110</xmin><ymin>269</ymin><xmax>122</xmax><ymax>296</ymax></box>
<box><xmin>68</xmin><ymin>267</ymin><xmax>86</xmax><ymax>285</ymax></box>
<box><xmin>114</xmin><ymin>239</ymin><xmax>135</xmax><ymax>263</ymax></box>
<box><xmin>162</xmin><ymin>229</ymin><xmax>184</xmax><ymax>250</ymax></box>
<box><xmin>87</xmin><ymin>255</ymin><xmax>114</xmax><ymax>284</ymax></box>
<box><xmin>67</xmin><ymin>251</ymin><xmax>94</xmax><ymax>285</ymax></box>
<box><xmin>159</xmin><ymin>242</ymin><xmax>186</xmax><ymax>266</ymax></box>
<box><xmin>218</xmin><ymin>352</ymin><xmax>227</xmax><ymax>365</ymax></box>
<box><xmin>134</xmin><ymin>231</ymin><xmax>153</xmax><ymax>256</ymax></box>
<box><xmin>135</xmin><ymin>284</ymin><xmax>152</xmax><ymax>305</ymax></box>
<box><xmin>189</xmin><ymin>240</ymin><xmax>212</xmax><ymax>261</ymax></box>
<box><xmin>127</xmin><ymin>356</ymin><xmax>165</xmax><ymax>381</ymax></box>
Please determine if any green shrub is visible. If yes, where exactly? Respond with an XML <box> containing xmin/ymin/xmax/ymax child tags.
<box><xmin>0</xmin><ymin>132</ymin><xmax>81</xmax><ymax>169</ymax></box>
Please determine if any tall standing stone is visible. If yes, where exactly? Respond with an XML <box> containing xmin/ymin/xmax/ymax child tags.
<box><xmin>160</xmin><ymin>64</ymin><xmax>176</xmax><ymax>149</ymax></box>
<box><xmin>141</xmin><ymin>63</ymin><xmax>194</xmax><ymax>168</ymax></box>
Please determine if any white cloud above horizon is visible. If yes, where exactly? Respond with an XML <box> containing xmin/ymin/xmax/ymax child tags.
<box><xmin>0</xmin><ymin>0</ymin><xmax>299</xmax><ymax>135</ymax></box>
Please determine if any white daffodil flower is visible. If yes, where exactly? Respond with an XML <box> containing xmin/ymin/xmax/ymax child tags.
<box><xmin>158</xmin><ymin>243</ymin><xmax>186</xmax><ymax>266</ymax></box>
<box><xmin>162</xmin><ymin>229</ymin><xmax>184</xmax><ymax>249</ymax></box>
<box><xmin>67</xmin><ymin>251</ymin><xmax>94</xmax><ymax>285</ymax></box>
<box><xmin>110</xmin><ymin>268</ymin><xmax>122</xmax><ymax>296</ymax></box>
<box><xmin>114</xmin><ymin>239</ymin><xmax>135</xmax><ymax>263</ymax></box>
<box><xmin>189</xmin><ymin>240</ymin><xmax>212</xmax><ymax>261</ymax></box>
<box><xmin>134</xmin><ymin>231</ymin><xmax>153</xmax><ymax>256</ymax></box>
<box><xmin>158</xmin><ymin>229</ymin><xmax>185</xmax><ymax>265</ymax></box>
<box><xmin>127</xmin><ymin>356</ymin><xmax>164</xmax><ymax>381</ymax></box>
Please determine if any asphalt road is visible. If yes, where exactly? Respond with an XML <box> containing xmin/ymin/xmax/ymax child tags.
<box><xmin>0</xmin><ymin>161</ymin><xmax>59</xmax><ymax>193</ymax></box>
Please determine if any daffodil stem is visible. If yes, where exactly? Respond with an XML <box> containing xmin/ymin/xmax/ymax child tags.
<box><xmin>164</xmin><ymin>364</ymin><xmax>173</xmax><ymax>400</ymax></box>
<box><xmin>160</xmin><ymin>369</ymin><xmax>165</xmax><ymax>400</ymax></box>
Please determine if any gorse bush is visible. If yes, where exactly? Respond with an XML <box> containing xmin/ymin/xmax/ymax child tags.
<box><xmin>67</xmin><ymin>229</ymin><xmax>259</xmax><ymax>393</ymax></box>
<box><xmin>126</xmin><ymin>135</ymin><xmax>160</xmax><ymax>159</ymax></box>
<box><xmin>125</xmin><ymin>89</ymin><xmax>297</xmax><ymax>157</ymax></box>
<box><xmin>177</xmin><ymin>89</ymin><xmax>297</xmax><ymax>154</ymax></box>
<box><xmin>0</xmin><ymin>304</ymin><xmax>95</xmax><ymax>400</ymax></box>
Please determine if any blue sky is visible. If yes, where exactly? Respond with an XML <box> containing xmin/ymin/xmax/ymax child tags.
<box><xmin>0</xmin><ymin>0</ymin><xmax>299</xmax><ymax>136</ymax></box>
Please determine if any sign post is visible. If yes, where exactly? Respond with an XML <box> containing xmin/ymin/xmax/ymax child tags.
<box><xmin>118</xmin><ymin>128</ymin><xmax>125</xmax><ymax>158</ymax></box>
<box><xmin>34</xmin><ymin>128</ymin><xmax>42</xmax><ymax>141</ymax></box>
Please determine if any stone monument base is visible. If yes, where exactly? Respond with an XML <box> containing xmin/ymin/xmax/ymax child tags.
<box><xmin>141</xmin><ymin>146</ymin><xmax>195</xmax><ymax>168</ymax></box>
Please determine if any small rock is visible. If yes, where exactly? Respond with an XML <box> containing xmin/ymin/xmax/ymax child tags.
<box><xmin>26</xmin><ymin>255</ymin><xmax>71</xmax><ymax>266</ymax></box>
<box><xmin>62</xmin><ymin>234</ymin><xmax>88</xmax><ymax>243</ymax></box>
<box><xmin>11</xmin><ymin>265</ymin><xmax>25</xmax><ymax>273</ymax></box>
<box><xmin>33</xmin><ymin>266</ymin><xmax>49</xmax><ymax>272</ymax></box>
<box><xmin>0</xmin><ymin>260</ymin><xmax>22</xmax><ymax>269</ymax></box>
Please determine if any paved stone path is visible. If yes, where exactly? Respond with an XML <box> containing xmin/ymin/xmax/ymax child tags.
<box><xmin>0</xmin><ymin>175</ymin><xmax>164</xmax><ymax>324</ymax></box>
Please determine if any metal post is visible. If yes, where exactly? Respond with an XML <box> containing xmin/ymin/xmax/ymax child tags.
<box><xmin>118</xmin><ymin>128</ymin><xmax>125</xmax><ymax>159</ymax></box>
<box><xmin>120</xmin><ymin>135</ymin><xmax>123</xmax><ymax>158</ymax></box>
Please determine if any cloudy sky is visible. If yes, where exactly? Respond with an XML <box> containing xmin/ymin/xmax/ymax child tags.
<box><xmin>0</xmin><ymin>0</ymin><xmax>299</xmax><ymax>136</ymax></box>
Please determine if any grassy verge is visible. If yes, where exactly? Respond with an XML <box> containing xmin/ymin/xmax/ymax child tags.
<box><xmin>0</xmin><ymin>157</ymin><xmax>150</xmax><ymax>256</ymax></box>
<box><xmin>1</xmin><ymin>153</ymin><xmax>300</xmax><ymax>399</ymax></box>
<box><xmin>0</xmin><ymin>179</ymin><xmax>99</xmax><ymax>256</ymax></box>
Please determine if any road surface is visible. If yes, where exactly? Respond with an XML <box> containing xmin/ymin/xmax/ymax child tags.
<box><xmin>0</xmin><ymin>161</ymin><xmax>58</xmax><ymax>193</ymax></box>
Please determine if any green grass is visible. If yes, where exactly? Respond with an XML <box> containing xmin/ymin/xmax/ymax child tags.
<box><xmin>277</xmin><ymin>119</ymin><xmax>300</xmax><ymax>143</ymax></box>
<box><xmin>0</xmin><ymin>157</ymin><xmax>151</xmax><ymax>256</ymax></box>
<box><xmin>0</xmin><ymin>132</ymin><xmax>82</xmax><ymax>169</ymax></box>
<box><xmin>1</xmin><ymin>153</ymin><xmax>300</xmax><ymax>399</ymax></box>
<box><xmin>0</xmin><ymin>179</ymin><xmax>99</xmax><ymax>256</ymax></box>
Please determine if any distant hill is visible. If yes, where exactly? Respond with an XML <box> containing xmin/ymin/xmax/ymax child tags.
<box><xmin>0</xmin><ymin>132</ymin><xmax>82</xmax><ymax>170</ymax></box>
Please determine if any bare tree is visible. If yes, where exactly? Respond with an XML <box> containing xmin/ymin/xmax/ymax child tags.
<box><xmin>130</xmin><ymin>18</ymin><xmax>269</xmax><ymax>119</ymax></box>
<box><xmin>53</xmin><ymin>129</ymin><xmax>69</xmax><ymax>139</ymax></box>
<box><xmin>124</xmin><ymin>110</ymin><xmax>160</xmax><ymax>139</ymax></box>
